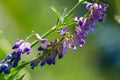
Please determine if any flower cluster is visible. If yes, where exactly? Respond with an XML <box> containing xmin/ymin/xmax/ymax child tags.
<box><xmin>30</xmin><ymin>1</ymin><xmax>108</xmax><ymax>69</ymax></box>
<box><xmin>0</xmin><ymin>0</ymin><xmax>108</xmax><ymax>75</ymax></box>
<box><xmin>0</xmin><ymin>40</ymin><xmax>31</xmax><ymax>74</ymax></box>
<box><xmin>30</xmin><ymin>34</ymin><xmax>59</xmax><ymax>69</ymax></box>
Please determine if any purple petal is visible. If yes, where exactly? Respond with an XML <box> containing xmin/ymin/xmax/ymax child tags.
<box><xmin>79</xmin><ymin>17</ymin><xmax>83</xmax><ymax>26</ymax></box>
<box><xmin>86</xmin><ymin>3</ymin><xmax>93</xmax><ymax>10</ymax></box>
<box><xmin>69</xmin><ymin>35</ymin><xmax>77</xmax><ymax>51</ymax></box>
<box><xmin>60</xmin><ymin>27</ymin><xmax>68</xmax><ymax>36</ymax></box>
<box><xmin>24</xmin><ymin>42</ymin><xmax>31</xmax><ymax>54</ymax></box>
<box><xmin>38</xmin><ymin>44</ymin><xmax>48</xmax><ymax>51</ymax></box>
<box><xmin>12</xmin><ymin>40</ymin><xmax>24</xmax><ymax>49</ymax></box>
<box><xmin>79</xmin><ymin>39</ymin><xmax>85</xmax><ymax>47</ymax></box>
<box><xmin>75</xmin><ymin>27</ymin><xmax>81</xmax><ymax>36</ymax></box>
<box><xmin>62</xmin><ymin>39</ymin><xmax>69</xmax><ymax>54</ymax></box>
<box><xmin>35</xmin><ymin>33</ymin><xmax>48</xmax><ymax>44</ymax></box>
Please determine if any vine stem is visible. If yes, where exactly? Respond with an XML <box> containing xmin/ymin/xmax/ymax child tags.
<box><xmin>16</xmin><ymin>0</ymin><xmax>84</xmax><ymax>69</ymax></box>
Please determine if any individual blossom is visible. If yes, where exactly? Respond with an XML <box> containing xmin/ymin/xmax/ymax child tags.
<box><xmin>35</xmin><ymin>33</ymin><xmax>48</xmax><ymax>44</ymax></box>
<box><xmin>24</xmin><ymin>42</ymin><xmax>31</xmax><ymax>54</ymax></box>
<box><xmin>30</xmin><ymin>56</ymin><xmax>41</xmax><ymax>69</ymax></box>
<box><xmin>12</xmin><ymin>40</ymin><xmax>32</xmax><ymax>55</ymax></box>
<box><xmin>86</xmin><ymin>3</ymin><xmax>93</xmax><ymax>10</ymax></box>
<box><xmin>62</xmin><ymin>38</ymin><xmax>69</xmax><ymax>54</ymax></box>
<box><xmin>60</xmin><ymin>27</ymin><xmax>68</xmax><ymax>36</ymax></box>
<box><xmin>56</xmin><ymin>44</ymin><xmax>64</xmax><ymax>59</ymax></box>
<box><xmin>68</xmin><ymin>35</ymin><xmax>77</xmax><ymax>51</ymax></box>
<box><xmin>12</xmin><ymin>40</ymin><xmax>24</xmax><ymax>49</ymax></box>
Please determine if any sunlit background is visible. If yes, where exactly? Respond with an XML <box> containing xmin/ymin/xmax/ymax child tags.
<box><xmin>0</xmin><ymin>0</ymin><xmax>120</xmax><ymax>80</ymax></box>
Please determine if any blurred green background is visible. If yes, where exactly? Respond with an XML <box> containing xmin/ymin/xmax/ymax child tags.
<box><xmin>0</xmin><ymin>0</ymin><xmax>120</xmax><ymax>80</ymax></box>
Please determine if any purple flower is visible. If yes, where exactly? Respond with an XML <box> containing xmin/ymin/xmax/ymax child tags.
<box><xmin>5</xmin><ymin>54</ymin><xmax>13</xmax><ymax>60</ymax></box>
<box><xmin>0</xmin><ymin>40</ymin><xmax>32</xmax><ymax>74</ymax></box>
<box><xmin>12</xmin><ymin>40</ymin><xmax>24</xmax><ymax>49</ymax></box>
<box><xmin>103</xmin><ymin>4</ymin><xmax>109</xmax><ymax>11</ymax></box>
<box><xmin>94</xmin><ymin>3</ymin><xmax>102</xmax><ymax>10</ymax></box>
<box><xmin>40</xmin><ymin>59</ymin><xmax>46</xmax><ymax>67</ymax></box>
<box><xmin>74</xmin><ymin>17</ymin><xmax>83</xmax><ymax>26</ymax></box>
<box><xmin>75</xmin><ymin>27</ymin><xmax>88</xmax><ymax>39</ymax></box>
<box><xmin>62</xmin><ymin>38</ymin><xmax>69</xmax><ymax>54</ymax></box>
<box><xmin>78</xmin><ymin>39</ymin><xmax>85</xmax><ymax>47</ymax></box>
<box><xmin>74</xmin><ymin>17</ymin><xmax>79</xmax><ymax>22</ymax></box>
<box><xmin>12</xmin><ymin>53</ymin><xmax>21</xmax><ymax>67</ymax></box>
<box><xmin>82</xmin><ymin>18</ymin><xmax>96</xmax><ymax>31</ymax></box>
<box><xmin>88</xmin><ymin>3</ymin><xmax>108</xmax><ymax>22</ymax></box>
<box><xmin>86</xmin><ymin>3</ymin><xmax>92</xmax><ymax>10</ymax></box>
<box><xmin>12</xmin><ymin>40</ymin><xmax>32</xmax><ymax>55</ymax></box>
<box><xmin>60</xmin><ymin>27</ymin><xmax>68</xmax><ymax>36</ymax></box>
<box><xmin>69</xmin><ymin>35</ymin><xmax>77</xmax><ymax>51</ymax></box>
<box><xmin>2</xmin><ymin>64</ymin><xmax>9</xmax><ymax>74</ymax></box>
<box><xmin>35</xmin><ymin>33</ymin><xmax>48</xmax><ymax>44</ymax></box>
<box><xmin>0</xmin><ymin>62</ymin><xmax>12</xmax><ymax>74</ymax></box>
<box><xmin>56</xmin><ymin>44</ymin><xmax>64</xmax><ymax>59</ymax></box>
<box><xmin>31</xmin><ymin>39</ymin><xmax>59</xmax><ymax>68</ymax></box>
<box><xmin>79</xmin><ymin>17</ymin><xmax>84</xmax><ymax>26</ymax></box>
<box><xmin>30</xmin><ymin>59</ymin><xmax>40</xmax><ymax>69</ymax></box>
<box><xmin>38</xmin><ymin>43</ymin><xmax>49</xmax><ymax>51</ymax></box>
<box><xmin>24</xmin><ymin>42</ymin><xmax>31</xmax><ymax>54</ymax></box>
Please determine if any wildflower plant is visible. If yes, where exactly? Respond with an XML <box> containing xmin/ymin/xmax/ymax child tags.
<box><xmin>0</xmin><ymin>0</ymin><xmax>108</xmax><ymax>80</ymax></box>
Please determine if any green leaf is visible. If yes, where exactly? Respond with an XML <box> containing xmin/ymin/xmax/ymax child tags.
<box><xmin>7</xmin><ymin>68</ymin><xmax>31</xmax><ymax>80</ymax></box>
<box><xmin>16</xmin><ymin>74</ymin><xmax>26</xmax><ymax>80</ymax></box>
<box><xmin>63</xmin><ymin>15</ymin><xmax>74</xmax><ymax>26</ymax></box>
<box><xmin>0</xmin><ymin>73</ymin><xmax>7</xmax><ymax>80</ymax></box>
<box><xmin>61</xmin><ymin>8</ymin><xmax>67</xmax><ymax>23</ymax></box>
<box><xmin>50</xmin><ymin>6</ymin><xmax>61</xmax><ymax>19</ymax></box>
<box><xmin>114</xmin><ymin>0</ymin><xmax>120</xmax><ymax>24</ymax></box>
<box><xmin>7</xmin><ymin>71</ymin><xmax>19</xmax><ymax>80</ymax></box>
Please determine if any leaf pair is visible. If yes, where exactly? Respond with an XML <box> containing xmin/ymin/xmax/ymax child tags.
<box><xmin>50</xmin><ymin>7</ymin><xmax>74</xmax><ymax>32</ymax></box>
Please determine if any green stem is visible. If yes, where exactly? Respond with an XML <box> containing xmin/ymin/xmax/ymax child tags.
<box><xmin>31</xmin><ymin>25</ymin><xmax>57</xmax><ymax>47</ymax></box>
<box><xmin>65</xmin><ymin>0</ymin><xmax>84</xmax><ymax>18</ymax></box>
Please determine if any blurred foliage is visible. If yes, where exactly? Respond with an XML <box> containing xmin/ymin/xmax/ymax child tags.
<box><xmin>0</xmin><ymin>31</ymin><xmax>12</xmax><ymax>60</ymax></box>
<box><xmin>0</xmin><ymin>0</ymin><xmax>120</xmax><ymax>80</ymax></box>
